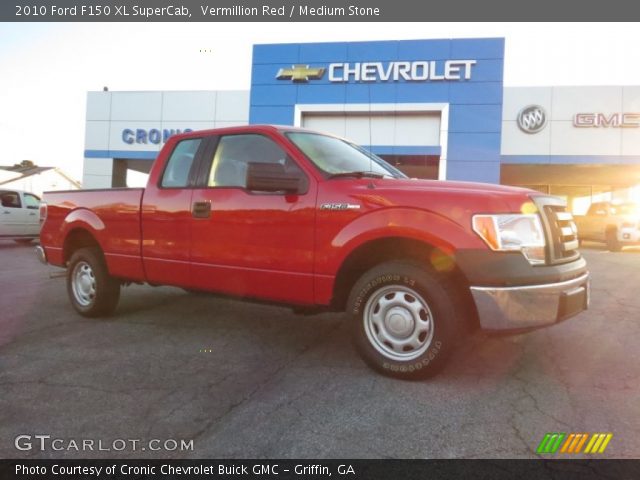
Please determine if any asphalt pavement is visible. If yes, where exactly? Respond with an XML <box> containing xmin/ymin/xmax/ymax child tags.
<box><xmin>0</xmin><ymin>241</ymin><xmax>638</xmax><ymax>459</ymax></box>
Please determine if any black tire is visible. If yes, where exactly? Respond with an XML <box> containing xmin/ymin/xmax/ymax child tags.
<box><xmin>66</xmin><ymin>247</ymin><xmax>120</xmax><ymax>317</ymax></box>
<box><xmin>14</xmin><ymin>238</ymin><xmax>33</xmax><ymax>245</ymax></box>
<box><xmin>606</xmin><ymin>229</ymin><xmax>622</xmax><ymax>252</ymax></box>
<box><xmin>347</xmin><ymin>260</ymin><xmax>462</xmax><ymax>380</ymax></box>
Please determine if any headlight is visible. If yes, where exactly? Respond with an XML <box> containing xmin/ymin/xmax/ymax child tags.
<box><xmin>472</xmin><ymin>214</ymin><xmax>546</xmax><ymax>265</ymax></box>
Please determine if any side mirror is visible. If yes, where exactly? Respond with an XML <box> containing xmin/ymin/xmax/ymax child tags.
<box><xmin>246</xmin><ymin>162</ymin><xmax>303</xmax><ymax>194</ymax></box>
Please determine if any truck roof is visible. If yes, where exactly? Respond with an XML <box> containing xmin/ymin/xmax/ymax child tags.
<box><xmin>176</xmin><ymin>124</ymin><xmax>316</xmax><ymax>139</ymax></box>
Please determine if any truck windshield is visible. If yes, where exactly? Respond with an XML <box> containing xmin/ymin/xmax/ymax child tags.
<box><xmin>614</xmin><ymin>203</ymin><xmax>639</xmax><ymax>216</ymax></box>
<box><xmin>286</xmin><ymin>132</ymin><xmax>406</xmax><ymax>179</ymax></box>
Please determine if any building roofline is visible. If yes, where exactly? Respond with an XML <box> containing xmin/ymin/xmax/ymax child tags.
<box><xmin>0</xmin><ymin>167</ymin><xmax>81</xmax><ymax>188</ymax></box>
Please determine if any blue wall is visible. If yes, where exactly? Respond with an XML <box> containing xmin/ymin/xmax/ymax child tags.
<box><xmin>249</xmin><ymin>38</ymin><xmax>505</xmax><ymax>183</ymax></box>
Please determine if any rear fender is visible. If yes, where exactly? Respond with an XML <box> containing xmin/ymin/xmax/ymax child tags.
<box><xmin>62</xmin><ymin>208</ymin><xmax>106</xmax><ymax>244</ymax></box>
<box><xmin>45</xmin><ymin>209</ymin><xmax>106</xmax><ymax>266</ymax></box>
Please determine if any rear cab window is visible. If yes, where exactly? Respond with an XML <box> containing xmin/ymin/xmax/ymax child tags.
<box><xmin>587</xmin><ymin>203</ymin><xmax>608</xmax><ymax>216</ymax></box>
<box><xmin>0</xmin><ymin>191</ymin><xmax>21</xmax><ymax>208</ymax></box>
<box><xmin>160</xmin><ymin>138</ymin><xmax>202</xmax><ymax>188</ymax></box>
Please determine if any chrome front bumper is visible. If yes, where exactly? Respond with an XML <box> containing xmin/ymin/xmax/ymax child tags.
<box><xmin>470</xmin><ymin>273</ymin><xmax>590</xmax><ymax>331</ymax></box>
<box><xmin>620</xmin><ymin>228</ymin><xmax>640</xmax><ymax>243</ymax></box>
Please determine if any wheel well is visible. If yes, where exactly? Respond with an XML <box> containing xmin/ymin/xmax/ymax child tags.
<box><xmin>63</xmin><ymin>229</ymin><xmax>101</xmax><ymax>264</ymax></box>
<box><xmin>332</xmin><ymin>237</ymin><xmax>477</xmax><ymax>325</ymax></box>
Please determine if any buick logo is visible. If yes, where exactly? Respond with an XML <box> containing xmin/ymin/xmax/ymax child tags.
<box><xmin>517</xmin><ymin>105</ymin><xmax>547</xmax><ymax>134</ymax></box>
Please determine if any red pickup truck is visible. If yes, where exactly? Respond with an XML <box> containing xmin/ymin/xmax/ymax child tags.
<box><xmin>37</xmin><ymin>125</ymin><xmax>589</xmax><ymax>379</ymax></box>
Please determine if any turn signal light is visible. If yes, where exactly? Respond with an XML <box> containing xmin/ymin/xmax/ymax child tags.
<box><xmin>471</xmin><ymin>216</ymin><xmax>500</xmax><ymax>250</ymax></box>
<box><xmin>39</xmin><ymin>202</ymin><xmax>47</xmax><ymax>223</ymax></box>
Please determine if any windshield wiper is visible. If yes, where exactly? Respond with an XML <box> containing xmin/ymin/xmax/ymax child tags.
<box><xmin>328</xmin><ymin>171</ymin><xmax>386</xmax><ymax>179</ymax></box>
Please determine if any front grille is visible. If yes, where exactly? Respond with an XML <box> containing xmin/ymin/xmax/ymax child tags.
<box><xmin>533</xmin><ymin>197</ymin><xmax>581</xmax><ymax>265</ymax></box>
<box><xmin>545</xmin><ymin>206</ymin><xmax>580</xmax><ymax>263</ymax></box>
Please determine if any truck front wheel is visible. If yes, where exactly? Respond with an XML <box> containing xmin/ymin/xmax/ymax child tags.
<box><xmin>347</xmin><ymin>261</ymin><xmax>461</xmax><ymax>380</ymax></box>
<box><xmin>67</xmin><ymin>247</ymin><xmax>120</xmax><ymax>317</ymax></box>
<box><xmin>606</xmin><ymin>229</ymin><xmax>622</xmax><ymax>252</ymax></box>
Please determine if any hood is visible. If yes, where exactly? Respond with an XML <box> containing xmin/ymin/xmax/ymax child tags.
<box><xmin>377</xmin><ymin>177</ymin><xmax>534</xmax><ymax>196</ymax></box>
<box><xmin>339</xmin><ymin>177</ymin><xmax>546</xmax><ymax>218</ymax></box>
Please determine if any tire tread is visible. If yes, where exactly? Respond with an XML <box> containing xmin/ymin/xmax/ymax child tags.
<box><xmin>347</xmin><ymin>260</ymin><xmax>463</xmax><ymax>380</ymax></box>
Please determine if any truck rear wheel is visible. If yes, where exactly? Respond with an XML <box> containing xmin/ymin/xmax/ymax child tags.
<box><xmin>67</xmin><ymin>247</ymin><xmax>120</xmax><ymax>317</ymax></box>
<box><xmin>347</xmin><ymin>261</ymin><xmax>461</xmax><ymax>380</ymax></box>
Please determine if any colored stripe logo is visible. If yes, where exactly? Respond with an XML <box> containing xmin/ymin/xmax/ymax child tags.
<box><xmin>537</xmin><ymin>433</ymin><xmax>613</xmax><ymax>454</ymax></box>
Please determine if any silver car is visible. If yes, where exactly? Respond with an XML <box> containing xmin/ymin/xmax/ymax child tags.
<box><xmin>0</xmin><ymin>189</ymin><xmax>41</xmax><ymax>244</ymax></box>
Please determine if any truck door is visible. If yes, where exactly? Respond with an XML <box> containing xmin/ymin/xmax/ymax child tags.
<box><xmin>586</xmin><ymin>203</ymin><xmax>608</xmax><ymax>241</ymax></box>
<box><xmin>0</xmin><ymin>190</ymin><xmax>25</xmax><ymax>237</ymax></box>
<box><xmin>141</xmin><ymin>137</ymin><xmax>208</xmax><ymax>287</ymax></box>
<box><xmin>22</xmin><ymin>192</ymin><xmax>41</xmax><ymax>236</ymax></box>
<box><xmin>189</xmin><ymin>132</ymin><xmax>316</xmax><ymax>304</ymax></box>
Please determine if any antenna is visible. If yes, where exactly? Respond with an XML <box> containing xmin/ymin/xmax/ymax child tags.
<box><xmin>366</xmin><ymin>81</ymin><xmax>375</xmax><ymax>189</ymax></box>
<box><xmin>367</xmin><ymin>81</ymin><xmax>372</xmax><ymax>173</ymax></box>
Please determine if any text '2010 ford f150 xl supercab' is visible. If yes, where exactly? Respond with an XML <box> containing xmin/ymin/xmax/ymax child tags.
<box><xmin>37</xmin><ymin>125</ymin><xmax>590</xmax><ymax>379</ymax></box>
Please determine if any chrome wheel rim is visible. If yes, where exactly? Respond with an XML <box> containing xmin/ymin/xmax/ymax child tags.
<box><xmin>71</xmin><ymin>261</ymin><xmax>96</xmax><ymax>307</ymax></box>
<box><xmin>363</xmin><ymin>285</ymin><xmax>434</xmax><ymax>361</ymax></box>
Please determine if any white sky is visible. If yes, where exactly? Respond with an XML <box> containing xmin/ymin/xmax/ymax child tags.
<box><xmin>1</xmin><ymin>22</ymin><xmax>639</xmax><ymax>181</ymax></box>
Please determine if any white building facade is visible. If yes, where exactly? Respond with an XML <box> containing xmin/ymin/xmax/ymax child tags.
<box><xmin>83</xmin><ymin>90</ymin><xmax>249</xmax><ymax>188</ymax></box>
<box><xmin>82</xmin><ymin>38</ymin><xmax>640</xmax><ymax>213</ymax></box>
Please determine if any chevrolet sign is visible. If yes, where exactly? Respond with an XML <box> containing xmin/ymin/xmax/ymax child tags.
<box><xmin>276</xmin><ymin>65</ymin><xmax>326</xmax><ymax>82</ymax></box>
<box><xmin>329</xmin><ymin>60</ymin><xmax>476</xmax><ymax>82</ymax></box>
<box><xmin>276</xmin><ymin>60</ymin><xmax>477</xmax><ymax>83</ymax></box>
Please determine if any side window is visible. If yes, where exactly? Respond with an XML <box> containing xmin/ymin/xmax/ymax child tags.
<box><xmin>207</xmin><ymin>134</ymin><xmax>303</xmax><ymax>188</ymax></box>
<box><xmin>24</xmin><ymin>193</ymin><xmax>40</xmax><ymax>209</ymax></box>
<box><xmin>161</xmin><ymin>138</ymin><xmax>201</xmax><ymax>188</ymax></box>
<box><xmin>0</xmin><ymin>191</ymin><xmax>21</xmax><ymax>208</ymax></box>
<box><xmin>588</xmin><ymin>203</ymin><xmax>607</xmax><ymax>216</ymax></box>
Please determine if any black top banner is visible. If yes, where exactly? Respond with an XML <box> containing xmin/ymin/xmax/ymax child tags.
<box><xmin>1</xmin><ymin>0</ymin><xmax>639</xmax><ymax>21</ymax></box>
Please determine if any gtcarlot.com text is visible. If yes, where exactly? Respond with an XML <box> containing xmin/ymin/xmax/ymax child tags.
<box><xmin>14</xmin><ymin>434</ymin><xmax>193</xmax><ymax>452</ymax></box>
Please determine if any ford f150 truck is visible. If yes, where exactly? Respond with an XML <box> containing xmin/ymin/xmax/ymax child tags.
<box><xmin>37</xmin><ymin>125</ymin><xmax>589</xmax><ymax>379</ymax></box>
<box><xmin>574</xmin><ymin>201</ymin><xmax>639</xmax><ymax>251</ymax></box>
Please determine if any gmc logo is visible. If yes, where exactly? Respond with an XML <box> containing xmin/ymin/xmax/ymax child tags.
<box><xmin>573</xmin><ymin>113</ymin><xmax>640</xmax><ymax>128</ymax></box>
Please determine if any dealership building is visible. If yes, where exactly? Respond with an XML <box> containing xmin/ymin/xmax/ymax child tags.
<box><xmin>83</xmin><ymin>37</ymin><xmax>640</xmax><ymax>213</ymax></box>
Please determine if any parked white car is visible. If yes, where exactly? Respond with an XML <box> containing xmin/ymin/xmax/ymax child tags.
<box><xmin>0</xmin><ymin>189</ymin><xmax>41</xmax><ymax>243</ymax></box>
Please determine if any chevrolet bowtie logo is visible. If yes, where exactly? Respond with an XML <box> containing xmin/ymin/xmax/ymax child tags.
<box><xmin>276</xmin><ymin>65</ymin><xmax>326</xmax><ymax>82</ymax></box>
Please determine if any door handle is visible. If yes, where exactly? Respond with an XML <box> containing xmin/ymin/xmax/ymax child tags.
<box><xmin>3</xmin><ymin>211</ymin><xmax>10</xmax><ymax>214</ymax></box>
<box><xmin>192</xmin><ymin>201</ymin><xmax>211</xmax><ymax>218</ymax></box>
<box><xmin>29</xmin><ymin>212</ymin><xmax>36</xmax><ymax>216</ymax></box>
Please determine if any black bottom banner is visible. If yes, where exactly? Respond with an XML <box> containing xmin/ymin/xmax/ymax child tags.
<box><xmin>2</xmin><ymin>459</ymin><xmax>639</xmax><ymax>480</ymax></box>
